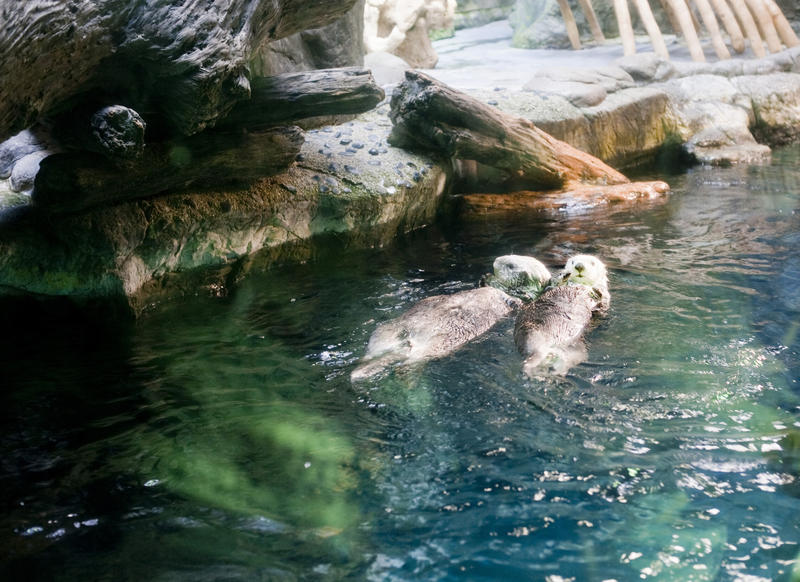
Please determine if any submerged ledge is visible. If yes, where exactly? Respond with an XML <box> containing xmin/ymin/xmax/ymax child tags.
<box><xmin>2</xmin><ymin>46</ymin><xmax>800</xmax><ymax>310</ymax></box>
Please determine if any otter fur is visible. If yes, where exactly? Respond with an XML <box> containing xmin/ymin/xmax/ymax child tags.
<box><xmin>514</xmin><ymin>254</ymin><xmax>610</xmax><ymax>377</ymax></box>
<box><xmin>351</xmin><ymin>255</ymin><xmax>551</xmax><ymax>381</ymax></box>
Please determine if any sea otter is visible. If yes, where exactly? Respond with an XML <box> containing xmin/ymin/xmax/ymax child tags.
<box><xmin>351</xmin><ymin>255</ymin><xmax>551</xmax><ymax>381</ymax></box>
<box><xmin>514</xmin><ymin>254</ymin><xmax>610</xmax><ymax>377</ymax></box>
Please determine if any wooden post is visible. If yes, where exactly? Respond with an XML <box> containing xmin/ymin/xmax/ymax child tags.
<box><xmin>577</xmin><ymin>0</ymin><xmax>606</xmax><ymax>43</ymax></box>
<box><xmin>744</xmin><ymin>0</ymin><xmax>783</xmax><ymax>53</ymax></box>
<box><xmin>613</xmin><ymin>0</ymin><xmax>637</xmax><ymax>56</ymax></box>
<box><xmin>695</xmin><ymin>0</ymin><xmax>732</xmax><ymax>59</ymax></box>
<box><xmin>632</xmin><ymin>0</ymin><xmax>670</xmax><ymax>59</ymax></box>
<box><xmin>763</xmin><ymin>0</ymin><xmax>800</xmax><ymax>47</ymax></box>
<box><xmin>557</xmin><ymin>0</ymin><xmax>583</xmax><ymax>49</ymax></box>
<box><xmin>657</xmin><ymin>0</ymin><xmax>684</xmax><ymax>35</ymax></box>
<box><xmin>728</xmin><ymin>0</ymin><xmax>766</xmax><ymax>57</ymax></box>
<box><xmin>666</xmin><ymin>0</ymin><xmax>706</xmax><ymax>61</ymax></box>
<box><xmin>710</xmin><ymin>0</ymin><xmax>746</xmax><ymax>53</ymax></box>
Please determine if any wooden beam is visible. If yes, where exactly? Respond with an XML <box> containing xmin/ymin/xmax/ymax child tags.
<box><xmin>632</xmin><ymin>0</ymin><xmax>670</xmax><ymax>58</ymax></box>
<box><xmin>728</xmin><ymin>0</ymin><xmax>767</xmax><ymax>57</ymax></box>
<box><xmin>695</xmin><ymin>0</ymin><xmax>732</xmax><ymax>59</ymax></box>
<box><xmin>666</xmin><ymin>0</ymin><xmax>706</xmax><ymax>61</ymax></box>
<box><xmin>557</xmin><ymin>0</ymin><xmax>583</xmax><ymax>49</ymax></box>
<box><xmin>577</xmin><ymin>0</ymin><xmax>606</xmax><ymax>43</ymax></box>
<box><xmin>710</xmin><ymin>0</ymin><xmax>746</xmax><ymax>53</ymax></box>
<box><xmin>613</xmin><ymin>0</ymin><xmax>638</xmax><ymax>56</ymax></box>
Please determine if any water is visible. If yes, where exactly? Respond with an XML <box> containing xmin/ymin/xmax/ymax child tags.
<box><xmin>3</xmin><ymin>149</ymin><xmax>800</xmax><ymax>581</ymax></box>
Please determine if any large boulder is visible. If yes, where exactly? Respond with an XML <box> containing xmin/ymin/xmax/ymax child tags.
<box><xmin>0</xmin><ymin>0</ymin><xmax>360</xmax><ymax>141</ymax></box>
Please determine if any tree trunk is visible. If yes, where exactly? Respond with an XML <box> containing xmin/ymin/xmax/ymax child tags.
<box><xmin>388</xmin><ymin>71</ymin><xmax>668</xmax><ymax>198</ymax></box>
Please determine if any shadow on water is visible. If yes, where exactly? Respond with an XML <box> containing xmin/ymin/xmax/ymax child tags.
<box><xmin>3</xmin><ymin>148</ymin><xmax>800</xmax><ymax>580</ymax></box>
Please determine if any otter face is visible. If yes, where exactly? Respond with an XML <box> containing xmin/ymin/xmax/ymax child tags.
<box><xmin>559</xmin><ymin>254</ymin><xmax>606</xmax><ymax>287</ymax></box>
<box><xmin>483</xmin><ymin>255</ymin><xmax>552</xmax><ymax>300</ymax></box>
<box><xmin>557</xmin><ymin>254</ymin><xmax>610</xmax><ymax>310</ymax></box>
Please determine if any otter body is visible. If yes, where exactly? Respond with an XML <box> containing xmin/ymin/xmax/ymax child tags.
<box><xmin>514</xmin><ymin>254</ymin><xmax>610</xmax><ymax>376</ymax></box>
<box><xmin>352</xmin><ymin>286</ymin><xmax>520</xmax><ymax>381</ymax></box>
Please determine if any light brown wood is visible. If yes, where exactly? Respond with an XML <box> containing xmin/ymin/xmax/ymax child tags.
<box><xmin>695</xmin><ymin>0</ymin><xmax>732</xmax><ymax>59</ymax></box>
<box><xmin>728</xmin><ymin>0</ymin><xmax>766</xmax><ymax>57</ymax></box>
<box><xmin>557</xmin><ymin>0</ymin><xmax>583</xmax><ymax>49</ymax></box>
<box><xmin>710</xmin><ymin>0</ymin><xmax>746</xmax><ymax>53</ymax></box>
<box><xmin>763</xmin><ymin>0</ymin><xmax>800</xmax><ymax>47</ymax></box>
<box><xmin>577</xmin><ymin>0</ymin><xmax>606</xmax><ymax>43</ymax></box>
<box><xmin>658</xmin><ymin>0</ymin><xmax>684</xmax><ymax>34</ymax></box>
<box><xmin>666</xmin><ymin>0</ymin><xmax>706</xmax><ymax>61</ymax></box>
<box><xmin>613</xmin><ymin>0</ymin><xmax>638</xmax><ymax>56</ymax></box>
<box><xmin>632</xmin><ymin>0</ymin><xmax>670</xmax><ymax>58</ymax></box>
<box><xmin>745</xmin><ymin>0</ymin><xmax>783</xmax><ymax>52</ymax></box>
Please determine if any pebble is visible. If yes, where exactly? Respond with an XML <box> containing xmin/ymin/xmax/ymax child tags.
<box><xmin>340</xmin><ymin>138</ymin><xmax>352</xmax><ymax>145</ymax></box>
<box><xmin>368</xmin><ymin>148</ymin><xmax>380</xmax><ymax>156</ymax></box>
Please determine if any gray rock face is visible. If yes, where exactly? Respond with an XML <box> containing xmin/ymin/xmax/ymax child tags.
<box><xmin>0</xmin><ymin>0</ymin><xmax>360</xmax><ymax>140</ymax></box>
<box><xmin>252</xmin><ymin>0</ymin><xmax>365</xmax><ymax>76</ymax></box>
<box><xmin>455</xmin><ymin>0</ymin><xmax>515</xmax><ymax>30</ymax></box>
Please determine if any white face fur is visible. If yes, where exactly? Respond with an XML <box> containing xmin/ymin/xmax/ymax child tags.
<box><xmin>559</xmin><ymin>254</ymin><xmax>608</xmax><ymax>289</ymax></box>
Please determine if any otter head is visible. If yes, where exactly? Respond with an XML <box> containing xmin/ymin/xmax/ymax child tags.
<box><xmin>482</xmin><ymin>255</ymin><xmax>552</xmax><ymax>301</ymax></box>
<box><xmin>557</xmin><ymin>254</ymin><xmax>610</xmax><ymax>310</ymax></box>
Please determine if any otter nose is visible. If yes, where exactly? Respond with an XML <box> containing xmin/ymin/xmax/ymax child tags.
<box><xmin>574</xmin><ymin>262</ymin><xmax>585</xmax><ymax>273</ymax></box>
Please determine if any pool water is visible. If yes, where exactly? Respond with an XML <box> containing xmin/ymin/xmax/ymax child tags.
<box><xmin>2</xmin><ymin>148</ymin><xmax>800</xmax><ymax>581</ymax></box>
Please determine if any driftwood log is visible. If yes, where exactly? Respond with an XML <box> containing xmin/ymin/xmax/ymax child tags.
<box><xmin>33</xmin><ymin>68</ymin><xmax>384</xmax><ymax>213</ymax></box>
<box><xmin>388</xmin><ymin>71</ymin><xmax>668</xmax><ymax>199</ymax></box>
<box><xmin>0</xmin><ymin>0</ymin><xmax>362</xmax><ymax>140</ymax></box>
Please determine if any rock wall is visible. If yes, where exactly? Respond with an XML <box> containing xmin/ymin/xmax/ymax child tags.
<box><xmin>455</xmin><ymin>0</ymin><xmax>515</xmax><ymax>30</ymax></box>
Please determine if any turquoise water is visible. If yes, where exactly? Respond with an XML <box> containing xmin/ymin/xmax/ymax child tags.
<box><xmin>2</xmin><ymin>148</ymin><xmax>800</xmax><ymax>580</ymax></box>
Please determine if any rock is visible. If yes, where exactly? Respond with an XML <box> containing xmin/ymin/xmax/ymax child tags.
<box><xmin>526</xmin><ymin>66</ymin><xmax>636</xmax><ymax>93</ymax></box>
<box><xmin>524</xmin><ymin>80</ymin><xmax>608</xmax><ymax>107</ymax></box>
<box><xmin>455</xmin><ymin>0</ymin><xmax>515</xmax><ymax>30</ymax></box>
<box><xmin>732</xmin><ymin>73</ymin><xmax>800</xmax><ymax>145</ymax></box>
<box><xmin>364</xmin><ymin>51</ymin><xmax>411</xmax><ymax>87</ymax></box>
<box><xmin>0</xmin><ymin>108</ymin><xmax>447</xmax><ymax>309</ymax></box>
<box><xmin>252</xmin><ymin>0</ymin><xmax>366</xmax><ymax>76</ymax></box>
<box><xmin>0</xmin><ymin>0</ymin><xmax>361</xmax><ymax>140</ymax></box>
<box><xmin>0</xmin><ymin>129</ymin><xmax>51</xmax><ymax>179</ymax></box>
<box><xmin>615</xmin><ymin>53</ymin><xmax>677</xmax><ymax>82</ymax></box>
<box><xmin>9</xmin><ymin>151</ymin><xmax>50</xmax><ymax>194</ymax></box>
<box><xmin>363</xmin><ymin>0</ymin><xmax>454</xmax><ymax>68</ymax></box>
<box><xmin>582</xmin><ymin>87</ymin><xmax>675</xmax><ymax>168</ymax></box>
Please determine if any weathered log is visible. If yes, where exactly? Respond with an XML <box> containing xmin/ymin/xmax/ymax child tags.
<box><xmin>388</xmin><ymin>71</ymin><xmax>668</xmax><ymax>200</ymax></box>
<box><xmin>0</xmin><ymin>0</ymin><xmax>362</xmax><ymax>140</ymax></box>
<box><xmin>30</xmin><ymin>67</ymin><xmax>384</xmax><ymax>212</ymax></box>
<box><xmin>32</xmin><ymin>126</ymin><xmax>305</xmax><ymax>213</ymax></box>
<box><xmin>219</xmin><ymin>68</ymin><xmax>385</xmax><ymax>131</ymax></box>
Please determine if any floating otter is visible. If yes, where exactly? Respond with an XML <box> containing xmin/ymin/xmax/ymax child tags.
<box><xmin>351</xmin><ymin>255</ymin><xmax>551</xmax><ymax>381</ymax></box>
<box><xmin>514</xmin><ymin>254</ymin><xmax>610</xmax><ymax>377</ymax></box>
